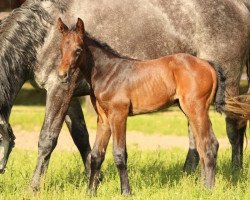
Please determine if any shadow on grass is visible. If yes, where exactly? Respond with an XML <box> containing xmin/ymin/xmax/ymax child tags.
<box><xmin>218</xmin><ymin>156</ymin><xmax>250</xmax><ymax>187</ymax></box>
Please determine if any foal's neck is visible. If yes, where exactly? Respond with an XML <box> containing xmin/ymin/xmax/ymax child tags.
<box><xmin>86</xmin><ymin>37</ymin><xmax>124</xmax><ymax>65</ymax></box>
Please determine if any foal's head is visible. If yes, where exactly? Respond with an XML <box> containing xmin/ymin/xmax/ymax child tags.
<box><xmin>57</xmin><ymin>17</ymin><xmax>86</xmax><ymax>83</ymax></box>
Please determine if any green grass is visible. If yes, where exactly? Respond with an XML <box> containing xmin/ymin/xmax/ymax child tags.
<box><xmin>10</xmin><ymin>105</ymin><xmax>228</xmax><ymax>137</ymax></box>
<box><xmin>0</xmin><ymin>148</ymin><xmax>249</xmax><ymax>200</ymax></box>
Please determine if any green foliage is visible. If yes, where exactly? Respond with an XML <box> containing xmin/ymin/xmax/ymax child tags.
<box><xmin>0</xmin><ymin>148</ymin><xmax>249</xmax><ymax>199</ymax></box>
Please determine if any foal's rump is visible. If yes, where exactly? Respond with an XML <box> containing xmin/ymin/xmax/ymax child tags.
<box><xmin>170</xmin><ymin>54</ymin><xmax>218</xmax><ymax>103</ymax></box>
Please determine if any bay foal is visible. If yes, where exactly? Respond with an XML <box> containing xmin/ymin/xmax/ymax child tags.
<box><xmin>57</xmin><ymin>18</ymin><xmax>225</xmax><ymax>195</ymax></box>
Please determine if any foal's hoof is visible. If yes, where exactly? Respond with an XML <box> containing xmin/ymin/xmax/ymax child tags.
<box><xmin>86</xmin><ymin>171</ymin><xmax>103</xmax><ymax>182</ymax></box>
<box><xmin>87</xmin><ymin>188</ymin><xmax>97</xmax><ymax>197</ymax></box>
<box><xmin>97</xmin><ymin>171</ymin><xmax>103</xmax><ymax>183</ymax></box>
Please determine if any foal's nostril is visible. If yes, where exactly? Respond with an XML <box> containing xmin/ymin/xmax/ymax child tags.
<box><xmin>59</xmin><ymin>72</ymin><xmax>69</xmax><ymax>83</ymax></box>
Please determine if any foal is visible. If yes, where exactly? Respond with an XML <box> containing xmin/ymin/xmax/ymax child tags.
<box><xmin>57</xmin><ymin>18</ymin><xmax>225</xmax><ymax>195</ymax></box>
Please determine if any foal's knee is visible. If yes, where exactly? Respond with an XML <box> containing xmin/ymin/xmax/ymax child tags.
<box><xmin>90</xmin><ymin>150</ymin><xmax>105</xmax><ymax>170</ymax></box>
<box><xmin>113</xmin><ymin>149</ymin><xmax>127</xmax><ymax>169</ymax></box>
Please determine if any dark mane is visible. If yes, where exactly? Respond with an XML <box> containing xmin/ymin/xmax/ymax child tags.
<box><xmin>85</xmin><ymin>32</ymin><xmax>138</xmax><ymax>61</ymax></box>
<box><xmin>0</xmin><ymin>0</ymin><xmax>66</xmax><ymax>119</ymax></box>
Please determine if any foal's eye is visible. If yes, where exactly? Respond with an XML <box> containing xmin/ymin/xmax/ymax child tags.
<box><xmin>75</xmin><ymin>48</ymin><xmax>82</xmax><ymax>56</ymax></box>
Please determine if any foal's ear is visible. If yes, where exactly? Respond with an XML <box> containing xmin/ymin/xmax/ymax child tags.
<box><xmin>76</xmin><ymin>18</ymin><xmax>85</xmax><ymax>38</ymax></box>
<box><xmin>57</xmin><ymin>17</ymin><xmax>69</xmax><ymax>34</ymax></box>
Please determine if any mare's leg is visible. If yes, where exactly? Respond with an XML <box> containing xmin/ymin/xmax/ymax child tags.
<box><xmin>226</xmin><ymin>80</ymin><xmax>247</xmax><ymax>169</ymax></box>
<box><xmin>30</xmin><ymin>69</ymin><xmax>80</xmax><ymax>191</ymax></box>
<box><xmin>65</xmin><ymin>97</ymin><xmax>91</xmax><ymax>177</ymax></box>
<box><xmin>226</xmin><ymin>117</ymin><xmax>246</xmax><ymax>169</ymax></box>
<box><xmin>180</xmin><ymin>98</ymin><xmax>219</xmax><ymax>188</ymax></box>
<box><xmin>183</xmin><ymin>123</ymin><xmax>199</xmax><ymax>173</ymax></box>
<box><xmin>88</xmin><ymin>113</ymin><xmax>111</xmax><ymax>196</ymax></box>
<box><xmin>247</xmin><ymin>61</ymin><xmax>250</xmax><ymax>93</ymax></box>
<box><xmin>109</xmin><ymin>108</ymin><xmax>130</xmax><ymax>195</ymax></box>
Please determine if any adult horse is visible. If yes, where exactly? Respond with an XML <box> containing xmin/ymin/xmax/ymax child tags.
<box><xmin>0</xmin><ymin>0</ymin><xmax>249</xmax><ymax>190</ymax></box>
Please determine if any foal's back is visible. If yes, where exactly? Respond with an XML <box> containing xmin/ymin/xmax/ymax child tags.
<box><xmin>126</xmin><ymin>53</ymin><xmax>217</xmax><ymax>115</ymax></box>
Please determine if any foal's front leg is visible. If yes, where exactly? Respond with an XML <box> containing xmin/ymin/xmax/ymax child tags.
<box><xmin>109</xmin><ymin>108</ymin><xmax>131</xmax><ymax>195</ymax></box>
<box><xmin>88</xmin><ymin>112</ymin><xmax>111</xmax><ymax>196</ymax></box>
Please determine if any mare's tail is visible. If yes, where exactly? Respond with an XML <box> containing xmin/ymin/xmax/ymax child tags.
<box><xmin>223</xmin><ymin>55</ymin><xmax>250</xmax><ymax>120</ymax></box>
<box><xmin>208</xmin><ymin>61</ymin><xmax>250</xmax><ymax>120</ymax></box>
<box><xmin>208</xmin><ymin>62</ymin><xmax>226</xmax><ymax>113</ymax></box>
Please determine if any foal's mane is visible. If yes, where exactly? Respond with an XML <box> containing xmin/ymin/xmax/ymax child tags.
<box><xmin>85</xmin><ymin>32</ymin><xmax>138</xmax><ymax>61</ymax></box>
<box><xmin>0</xmin><ymin>0</ymin><xmax>67</xmax><ymax>119</ymax></box>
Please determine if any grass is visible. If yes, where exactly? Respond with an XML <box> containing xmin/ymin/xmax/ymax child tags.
<box><xmin>9</xmin><ymin>105</ymin><xmax>229</xmax><ymax>137</ymax></box>
<box><xmin>0</xmin><ymin>148</ymin><xmax>249</xmax><ymax>200</ymax></box>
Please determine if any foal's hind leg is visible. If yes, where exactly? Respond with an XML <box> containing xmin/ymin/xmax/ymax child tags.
<box><xmin>65</xmin><ymin>98</ymin><xmax>91</xmax><ymax>177</ymax></box>
<box><xmin>180</xmin><ymin>99</ymin><xmax>219</xmax><ymax>188</ymax></box>
<box><xmin>189</xmin><ymin>116</ymin><xmax>219</xmax><ymax>188</ymax></box>
<box><xmin>183</xmin><ymin>123</ymin><xmax>200</xmax><ymax>173</ymax></box>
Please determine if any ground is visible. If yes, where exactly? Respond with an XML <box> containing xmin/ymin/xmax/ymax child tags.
<box><xmin>14</xmin><ymin>129</ymin><xmax>235</xmax><ymax>151</ymax></box>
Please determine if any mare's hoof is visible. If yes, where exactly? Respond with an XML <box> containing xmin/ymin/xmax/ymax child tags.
<box><xmin>29</xmin><ymin>181</ymin><xmax>41</xmax><ymax>193</ymax></box>
<box><xmin>122</xmin><ymin>190</ymin><xmax>131</xmax><ymax>196</ymax></box>
<box><xmin>0</xmin><ymin>168</ymin><xmax>5</xmax><ymax>174</ymax></box>
<box><xmin>183</xmin><ymin>149</ymin><xmax>199</xmax><ymax>174</ymax></box>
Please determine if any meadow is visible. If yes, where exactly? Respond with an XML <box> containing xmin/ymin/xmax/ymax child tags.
<box><xmin>0</xmin><ymin>82</ymin><xmax>249</xmax><ymax>199</ymax></box>
<box><xmin>0</xmin><ymin>148</ymin><xmax>249</xmax><ymax>200</ymax></box>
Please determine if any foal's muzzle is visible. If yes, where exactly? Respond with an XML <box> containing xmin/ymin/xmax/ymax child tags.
<box><xmin>58</xmin><ymin>71</ymin><xmax>70</xmax><ymax>83</ymax></box>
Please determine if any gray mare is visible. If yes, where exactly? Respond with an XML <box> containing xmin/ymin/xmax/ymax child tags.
<box><xmin>0</xmin><ymin>0</ymin><xmax>249</xmax><ymax>190</ymax></box>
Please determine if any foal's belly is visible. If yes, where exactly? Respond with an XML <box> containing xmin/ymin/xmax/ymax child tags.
<box><xmin>129</xmin><ymin>80</ymin><xmax>176</xmax><ymax>115</ymax></box>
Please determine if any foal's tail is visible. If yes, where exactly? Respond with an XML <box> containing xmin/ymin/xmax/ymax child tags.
<box><xmin>208</xmin><ymin>62</ymin><xmax>226</xmax><ymax>113</ymax></box>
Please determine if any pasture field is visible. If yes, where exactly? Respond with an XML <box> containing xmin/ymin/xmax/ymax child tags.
<box><xmin>0</xmin><ymin>148</ymin><xmax>249</xmax><ymax>200</ymax></box>
<box><xmin>1</xmin><ymin>81</ymin><xmax>248</xmax><ymax>199</ymax></box>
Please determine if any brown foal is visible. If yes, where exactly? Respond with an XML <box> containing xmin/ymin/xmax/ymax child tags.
<box><xmin>57</xmin><ymin>18</ymin><xmax>225</xmax><ymax>195</ymax></box>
